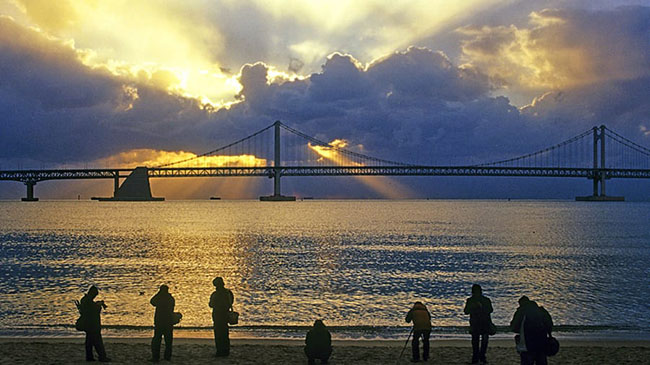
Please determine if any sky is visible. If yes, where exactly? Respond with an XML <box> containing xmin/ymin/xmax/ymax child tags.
<box><xmin>0</xmin><ymin>0</ymin><xmax>649</xmax><ymax>199</ymax></box>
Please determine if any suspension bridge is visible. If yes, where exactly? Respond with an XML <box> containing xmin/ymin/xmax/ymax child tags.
<box><xmin>1</xmin><ymin>121</ymin><xmax>649</xmax><ymax>201</ymax></box>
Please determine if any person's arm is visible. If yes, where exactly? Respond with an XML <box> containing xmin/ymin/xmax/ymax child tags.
<box><xmin>405</xmin><ymin>309</ymin><xmax>413</xmax><ymax>323</ymax></box>
<box><xmin>209</xmin><ymin>292</ymin><xmax>215</xmax><ymax>308</ymax></box>
<box><xmin>171</xmin><ymin>296</ymin><xmax>175</xmax><ymax>311</ymax></box>
<box><xmin>486</xmin><ymin>298</ymin><xmax>493</xmax><ymax>314</ymax></box>
<box><xmin>463</xmin><ymin>299</ymin><xmax>470</xmax><ymax>314</ymax></box>
<box><xmin>510</xmin><ymin>308</ymin><xmax>522</xmax><ymax>333</ymax></box>
<box><xmin>150</xmin><ymin>292</ymin><xmax>158</xmax><ymax>307</ymax></box>
<box><xmin>541</xmin><ymin>307</ymin><xmax>553</xmax><ymax>335</ymax></box>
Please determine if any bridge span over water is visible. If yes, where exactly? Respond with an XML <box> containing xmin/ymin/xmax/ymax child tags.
<box><xmin>1</xmin><ymin>122</ymin><xmax>649</xmax><ymax>201</ymax></box>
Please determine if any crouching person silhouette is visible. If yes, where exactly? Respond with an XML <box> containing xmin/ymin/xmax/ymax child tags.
<box><xmin>150</xmin><ymin>284</ymin><xmax>175</xmax><ymax>362</ymax></box>
<box><xmin>406</xmin><ymin>301</ymin><xmax>432</xmax><ymax>362</ymax></box>
<box><xmin>510</xmin><ymin>296</ymin><xmax>554</xmax><ymax>365</ymax></box>
<box><xmin>304</xmin><ymin>320</ymin><xmax>332</xmax><ymax>364</ymax></box>
<box><xmin>80</xmin><ymin>285</ymin><xmax>110</xmax><ymax>362</ymax></box>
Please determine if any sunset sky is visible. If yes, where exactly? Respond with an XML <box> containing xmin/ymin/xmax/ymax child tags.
<box><xmin>0</xmin><ymin>0</ymin><xmax>649</xmax><ymax>199</ymax></box>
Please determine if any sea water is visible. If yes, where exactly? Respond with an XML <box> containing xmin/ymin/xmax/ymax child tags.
<box><xmin>0</xmin><ymin>200</ymin><xmax>648</xmax><ymax>340</ymax></box>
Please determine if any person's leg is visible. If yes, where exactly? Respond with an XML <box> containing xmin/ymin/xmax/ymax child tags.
<box><xmin>533</xmin><ymin>351</ymin><xmax>547</xmax><ymax>365</ymax></box>
<box><xmin>216</xmin><ymin>321</ymin><xmax>230</xmax><ymax>356</ymax></box>
<box><xmin>85</xmin><ymin>332</ymin><xmax>94</xmax><ymax>361</ymax></box>
<box><xmin>95</xmin><ymin>332</ymin><xmax>108</xmax><ymax>361</ymax></box>
<box><xmin>471</xmin><ymin>332</ymin><xmax>480</xmax><ymax>363</ymax></box>
<box><xmin>213</xmin><ymin>323</ymin><xmax>219</xmax><ymax>356</ymax></box>
<box><xmin>422</xmin><ymin>330</ymin><xmax>431</xmax><ymax>361</ymax></box>
<box><xmin>163</xmin><ymin>327</ymin><xmax>173</xmax><ymax>360</ymax></box>
<box><xmin>304</xmin><ymin>347</ymin><xmax>315</xmax><ymax>365</ymax></box>
<box><xmin>412</xmin><ymin>330</ymin><xmax>422</xmax><ymax>361</ymax></box>
<box><xmin>520</xmin><ymin>351</ymin><xmax>534</xmax><ymax>365</ymax></box>
<box><xmin>480</xmin><ymin>334</ymin><xmax>489</xmax><ymax>362</ymax></box>
<box><xmin>151</xmin><ymin>327</ymin><xmax>162</xmax><ymax>361</ymax></box>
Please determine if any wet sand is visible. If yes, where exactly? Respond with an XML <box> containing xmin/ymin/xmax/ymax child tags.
<box><xmin>1</xmin><ymin>337</ymin><xmax>649</xmax><ymax>364</ymax></box>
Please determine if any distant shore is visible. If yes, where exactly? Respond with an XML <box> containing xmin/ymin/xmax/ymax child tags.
<box><xmin>1</xmin><ymin>337</ymin><xmax>648</xmax><ymax>364</ymax></box>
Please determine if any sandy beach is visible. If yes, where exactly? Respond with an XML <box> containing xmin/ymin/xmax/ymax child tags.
<box><xmin>1</xmin><ymin>337</ymin><xmax>648</xmax><ymax>364</ymax></box>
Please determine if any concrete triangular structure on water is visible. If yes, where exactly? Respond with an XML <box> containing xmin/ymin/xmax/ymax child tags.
<box><xmin>93</xmin><ymin>167</ymin><xmax>164</xmax><ymax>201</ymax></box>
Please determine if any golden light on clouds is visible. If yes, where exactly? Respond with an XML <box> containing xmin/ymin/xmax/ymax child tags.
<box><xmin>5</xmin><ymin>0</ymin><xmax>507</xmax><ymax>109</ymax></box>
<box><xmin>93</xmin><ymin>149</ymin><xmax>267</xmax><ymax>168</ymax></box>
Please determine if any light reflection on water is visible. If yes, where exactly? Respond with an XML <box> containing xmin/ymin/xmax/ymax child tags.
<box><xmin>0</xmin><ymin>200</ymin><xmax>648</xmax><ymax>339</ymax></box>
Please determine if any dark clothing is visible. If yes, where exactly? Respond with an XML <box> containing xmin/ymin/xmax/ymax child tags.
<box><xmin>305</xmin><ymin>324</ymin><xmax>332</xmax><ymax>364</ymax></box>
<box><xmin>150</xmin><ymin>291</ymin><xmax>175</xmax><ymax>327</ymax></box>
<box><xmin>412</xmin><ymin>329</ymin><xmax>431</xmax><ymax>361</ymax></box>
<box><xmin>405</xmin><ymin>303</ymin><xmax>432</xmax><ymax>331</ymax></box>
<box><xmin>471</xmin><ymin>333</ymin><xmax>489</xmax><ymax>363</ymax></box>
<box><xmin>464</xmin><ymin>294</ymin><xmax>493</xmax><ymax>363</ymax></box>
<box><xmin>406</xmin><ymin>303</ymin><xmax>432</xmax><ymax>361</ymax></box>
<box><xmin>464</xmin><ymin>294</ymin><xmax>493</xmax><ymax>335</ymax></box>
<box><xmin>209</xmin><ymin>287</ymin><xmax>234</xmax><ymax>356</ymax></box>
<box><xmin>521</xmin><ymin>350</ymin><xmax>548</xmax><ymax>365</ymax></box>
<box><xmin>85</xmin><ymin>330</ymin><xmax>107</xmax><ymax>361</ymax></box>
<box><xmin>80</xmin><ymin>294</ymin><xmax>103</xmax><ymax>332</ymax></box>
<box><xmin>150</xmin><ymin>291</ymin><xmax>175</xmax><ymax>361</ymax></box>
<box><xmin>80</xmin><ymin>294</ymin><xmax>108</xmax><ymax>361</ymax></box>
<box><xmin>511</xmin><ymin>301</ymin><xmax>553</xmax><ymax>365</ymax></box>
<box><xmin>151</xmin><ymin>325</ymin><xmax>173</xmax><ymax>361</ymax></box>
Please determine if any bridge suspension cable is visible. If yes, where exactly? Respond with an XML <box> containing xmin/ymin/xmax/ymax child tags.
<box><xmin>155</xmin><ymin>124</ymin><xmax>275</xmax><ymax>168</ymax></box>
<box><xmin>278</xmin><ymin>122</ymin><xmax>411</xmax><ymax>166</ymax></box>
<box><xmin>476</xmin><ymin>128</ymin><xmax>594</xmax><ymax>167</ymax></box>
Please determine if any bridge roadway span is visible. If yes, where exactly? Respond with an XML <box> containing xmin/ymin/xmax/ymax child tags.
<box><xmin>2</xmin><ymin>166</ymin><xmax>650</xmax><ymax>182</ymax></box>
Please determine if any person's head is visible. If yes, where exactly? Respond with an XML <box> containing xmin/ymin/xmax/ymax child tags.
<box><xmin>159</xmin><ymin>284</ymin><xmax>169</xmax><ymax>293</ymax></box>
<box><xmin>87</xmin><ymin>285</ymin><xmax>98</xmax><ymax>298</ymax></box>
<box><xmin>213</xmin><ymin>277</ymin><xmax>225</xmax><ymax>288</ymax></box>
<box><xmin>313</xmin><ymin>319</ymin><xmax>326</xmax><ymax>329</ymax></box>
<box><xmin>413</xmin><ymin>301</ymin><xmax>425</xmax><ymax>309</ymax></box>
<box><xmin>518</xmin><ymin>295</ymin><xmax>530</xmax><ymax>306</ymax></box>
<box><xmin>472</xmin><ymin>284</ymin><xmax>482</xmax><ymax>296</ymax></box>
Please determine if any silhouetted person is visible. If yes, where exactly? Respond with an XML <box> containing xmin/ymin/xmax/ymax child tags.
<box><xmin>510</xmin><ymin>296</ymin><xmax>553</xmax><ymax>365</ymax></box>
<box><xmin>464</xmin><ymin>284</ymin><xmax>494</xmax><ymax>364</ymax></box>
<box><xmin>405</xmin><ymin>301</ymin><xmax>432</xmax><ymax>362</ymax></box>
<box><xmin>209</xmin><ymin>277</ymin><xmax>234</xmax><ymax>357</ymax></box>
<box><xmin>304</xmin><ymin>319</ymin><xmax>332</xmax><ymax>364</ymax></box>
<box><xmin>80</xmin><ymin>285</ymin><xmax>110</xmax><ymax>362</ymax></box>
<box><xmin>150</xmin><ymin>284</ymin><xmax>175</xmax><ymax>362</ymax></box>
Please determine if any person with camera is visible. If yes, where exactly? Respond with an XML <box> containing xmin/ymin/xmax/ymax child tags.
<box><xmin>79</xmin><ymin>285</ymin><xmax>110</xmax><ymax>362</ymax></box>
<box><xmin>150</xmin><ymin>284</ymin><xmax>176</xmax><ymax>362</ymax></box>
<box><xmin>209</xmin><ymin>277</ymin><xmax>234</xmax><ymax>357</ymax></box>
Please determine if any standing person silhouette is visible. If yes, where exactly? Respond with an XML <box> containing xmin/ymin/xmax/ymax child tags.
<box><xmin>405</xmin><ymin>301</ymin><xmax>432</xmax><ymax>362</ymax></box>
<box><xmin>510</xmin><ymin>296</ymin><xmax>553</xmax><ymax>365</ymax></box>
<box><xmin>464</xmin><ymin>284</ymin><xmax>493</xmax><ymax>364</ymax></box>
<box><xmin>79</xmin><ymin>285</ymin><xmax>110</xmax><ymax>362</ymax></box>
<box><xmin>150</xmin><ymin>284</ymin><xmax>175</xmax><ymax>362</ymax></box>
<box><xmin>209</xmin><ymin>277</ymin><xmax>234</xmax><ymax>357</ymax></box>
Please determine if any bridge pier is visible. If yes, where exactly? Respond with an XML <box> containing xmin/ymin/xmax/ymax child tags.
<box><xmin>92</xmin><ymin>167</ymin><xmax>164</xmax><ymax>201</ymax></box>
<box><xmin>260</xmin><ymin>121</ymin><xmax>296</xmax><ymax>201</ymax></box>
<box><xmin>576</xmin><ymin>126</ymin><xmax>623</xmax><ymax>201</ymax></box>
<box><xmin>21</xmin><ymin>181</ymin><xmax>39</xmax><ymax>201</ymax></box>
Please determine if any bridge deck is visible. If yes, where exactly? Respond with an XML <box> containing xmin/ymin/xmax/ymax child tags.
<box><xmin>1</xmin><ymin>166</ymin><xmax>650</xmax><ymax>182</ymax></box>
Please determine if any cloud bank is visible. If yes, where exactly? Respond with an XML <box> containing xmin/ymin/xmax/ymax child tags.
<box><xmin>0</xmin><ymin>4</ymin><xmax>649</xmax><ymax>199</ymax></box>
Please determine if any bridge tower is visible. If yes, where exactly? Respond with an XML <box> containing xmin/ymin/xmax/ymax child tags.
<box><xmin>260</xmin><ymin>121</ymin><xmax>296</xmax><ymax>201</ymax></box>
<box><xmin>576</xmin><ymin>125</ymin><xmax>624</xmax><ymax>201</ymax></box>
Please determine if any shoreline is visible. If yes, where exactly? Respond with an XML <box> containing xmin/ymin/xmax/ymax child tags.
<box><xmin>1</xmin><ymin>337</ymin><xmax>649</xmax><ymax>364</ymax></box>
<box><xmin>2</xmin><ymin>337</ymin><xmax>650</xmax><ymax>347</ymax></box>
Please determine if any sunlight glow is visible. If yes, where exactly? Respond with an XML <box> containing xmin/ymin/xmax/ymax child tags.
<box><xmin>93</xmin><ymin>149</ymin><xmax>267</xmax><ymax>169</ymax></box>
<box><xmin>308</xmin><ymin>140</ymin><xmax>414</xmax><ymax>198</ymax></box>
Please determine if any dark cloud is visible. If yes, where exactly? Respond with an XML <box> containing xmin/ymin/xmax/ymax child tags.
<box><xmin>1</xmin><ymin>7</ymin><xmax>649</xmax><ymax>199</ymax></box>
